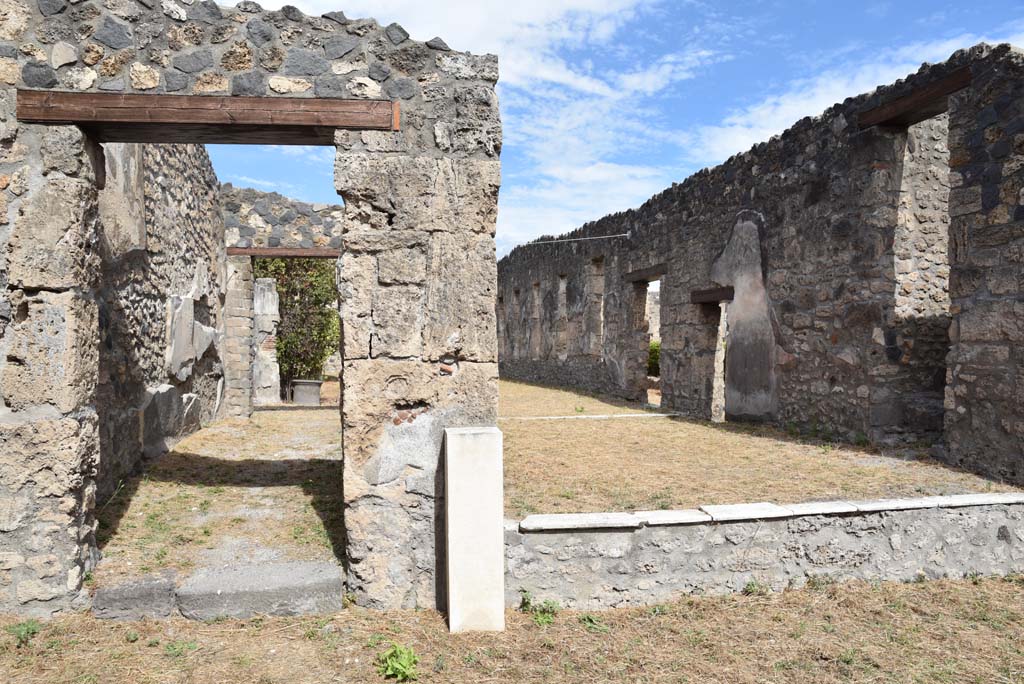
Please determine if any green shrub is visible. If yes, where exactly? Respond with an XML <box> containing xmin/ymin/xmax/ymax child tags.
<box><xmin>376</xmin><ymin>642</ymin><xmax>419</xmax><ymax>681</ymax></box>
<box><xmin>647</xmin><ymin>340</ymin><xmax>661</xmax><ymax>377</ymax></box>
<box><xmin>254</xmin><ymin>258</ymin><xmax>340</xmax><ymax>386</ymax></box>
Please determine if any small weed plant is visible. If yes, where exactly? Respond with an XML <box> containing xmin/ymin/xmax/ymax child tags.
<box><xmin>376</xmin><ymin>642</ymin><xmax>419</xmax><ymax>682</ymax></box>
<box><xmin>5</xmin><ymin>620</ymin><xmax>41</xmax><ymax>648</ymax></box>
<box><xmin>579</xmin><ymin>614</ymin><xmax>610</xmax><ymax>634</ymax></box>
<box><xmin>519</xmin><ymin>589</ymin><xmax>560</xmax><ymax>627</ymax></box>
<box><xmin>743</xmin><ymin>579</ymin><xmax>770</xmax><ymax>596</ymax></box>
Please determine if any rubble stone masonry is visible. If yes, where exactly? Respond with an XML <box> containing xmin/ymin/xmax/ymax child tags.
<box><xmin>1</xmin><ymin>0</ymin><xmax>501</xmax><ymax>612</ymax></box>
<box><xmin>498</xmin><ymin>45</ymin><xmax>1024</xmax><ymax>484</ymax></box>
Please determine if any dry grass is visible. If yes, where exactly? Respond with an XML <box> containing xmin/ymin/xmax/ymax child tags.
<box><xmin>499</xmin><ymin>379</ymin><xmax>653</xmax><ymax>417</ymax></box>
<box><xmin>3</xmin><ymin>577</ymin><xmax>1024</xmax><ymax>683</ymax></box>
<box><xmin>499</xmin><ymin>381</ymin><xmax>1019</xmax><ymax>517</ymax></box>
<box><xmin>93</xmin><ymin>409</ymin><xmax>343</xmax><ymax>586</ymax></box>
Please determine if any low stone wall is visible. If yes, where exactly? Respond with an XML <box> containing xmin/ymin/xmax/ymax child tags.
<box><xmin>504</xmin><ymin>494</ymin><xmax>1024</xmax><ymax>609</ymax></box>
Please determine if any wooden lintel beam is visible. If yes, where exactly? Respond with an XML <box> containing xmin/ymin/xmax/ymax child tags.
<box><xmin>625</xmin><ymin>264</ymin><xmax>668</xmax><ymax>282</ymax></box>
<box><xmin>16</xmin><ymin>90</ymin><xmax>398</xmax><ymax>143</ymax></box>
<box><xmin>227</xmin><ymin>247</ymin><xmax>341</xmax><ymax>258</ymax></box>
<box><xmin>690</xmin><ymin>286</ymin><xmax>734</xmax><ymax>304</ymax></box>
<box><xmin>857</xmin><ymin>67</ymin><xmax>972</xmax><ymax>129</ymax></box>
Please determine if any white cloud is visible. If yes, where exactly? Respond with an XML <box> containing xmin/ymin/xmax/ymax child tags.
<box><xmin>228</xmin><ymin>174</ymin><xmax>300</xmax><ymax>193</ymax></box>
<box><xmin>687</xmin><ymin>31</ymin><xmax>1024</xmax><ymax>164</ymax></box>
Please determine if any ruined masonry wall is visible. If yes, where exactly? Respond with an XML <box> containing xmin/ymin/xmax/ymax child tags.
<box><xmin>96</xmin><ymin>143</ymin><xmax>226</xmax><ymax>502</ymax></box>
<box><xmin>944</xmin><ymin>48</ymin><xmax>1024</xmax><ymax>482</ymax></box>
<box><xmin>505</xmin><ymin>501</ymin><xmax>1024</xmax><ymax>609</ymax></box>
<box><xmin>221</xmin><ymin>184</ymin><xmax>344</xmax><ymax>250</ymax></box>
<box><xmin>497</xmin><ymin>46</ymin><xmax>1009</xmax><ymax>451</ymax></box>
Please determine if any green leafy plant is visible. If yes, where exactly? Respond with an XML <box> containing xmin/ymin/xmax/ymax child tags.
<box><xmin>164</xmin><ymin>640</ymin><xmax>198</xmax><ymax>658</ymax></box>
<box><xmin>579</xmin><ymin>614</ymin><xmax>609</xmax><ymax>634</ymax></box>
<box><xmin>743</xmin><ymin>579</ymin><xmax>770</xmax><ymax>596</ymax></box>
<box><xmin>647</xmin><ymin>340</ymin><xmax>661</xmax><ymax>377</ymax></box>
<box><xmin>518</xmin><ymin>588</ymin><xmax>560</xmax><ymax>626</ymax></box>
<box><xmin>5</xmin><ymin>620</ymin><xmax>42</xmax><ymax>648</ymax></box>
<box><xmin>254</xmin><ymin>257</ymin><xmax>340</xmax><ymax>386</ymax></box>
<box><xmin>376</xmin><ymin>642</ymin><xmax>419</xmax><ymax>681</ymax></box>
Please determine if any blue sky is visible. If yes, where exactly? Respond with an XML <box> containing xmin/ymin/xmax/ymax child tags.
<box><xmin>208</xmin><ymin>1</ymin><xmax>1024</xmax><ymax>256</ymax></box>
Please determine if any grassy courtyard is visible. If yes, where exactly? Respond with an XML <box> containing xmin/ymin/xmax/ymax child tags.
<box><xmin>498</xmin><ymin>380</ymin><xmax>1020</xmax><ymax>517</ymax></box>
<box><xmin>3</xmin><ymin>576</ymin><xmax>1024</xmax><ymax>683</ymax></box>
<box><xmin>92</xmin><ymin>408</ymin><xmax>343</xmax><ymax>588</ymax></box>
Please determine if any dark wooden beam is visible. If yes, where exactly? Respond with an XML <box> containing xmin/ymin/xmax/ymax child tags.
<box><xmin>857</xmin><ymin>67</ymin><xmax>972</xmax><ymax>129</ymax></box>
<box><xmin>227</xmin><ymin>247</ymin><xmax>341</xmax><ymax>258</ymax></box>
<box><xmin>690</xmin><ymin>286</ymin><xmax>734</xmax><ymax>304</ymax></box>
<box><xmin>624</xmin><ymin>264</ymin><xmax>668</xmax><ymax>282</ymax></box>
<box><xmin>17</xmin><ymin>90</ymin><xmax>398</xmax><ymax>145</ymax></box>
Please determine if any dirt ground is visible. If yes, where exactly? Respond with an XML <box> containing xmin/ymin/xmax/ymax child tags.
<box><xmin>93</xmin><ymin>408</ymin><xmax>343</xmax><ymax>587</ymax></box>
<box><xmin>3</xmin><ymin>577</ymin><xmax>1023</xmax><ymax>683</ymax></box>
<box><xmin>498</xmin><ymin>380</ymin><xmax>1019</xmax><ymax>517</ymax></box>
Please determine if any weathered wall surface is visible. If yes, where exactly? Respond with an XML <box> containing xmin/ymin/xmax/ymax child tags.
<box><xmin>4</xmin><ymin>0</ymin><xmax>502</xmax><ymax>611</ymax></box>
<box><xmin>505</xmin><ymin>498</ymin><xmax>1024</xmax><ymax>609</ymax></box>
<box><xmin>221</xmin><ymin>184</ymin><xmax>344</xmax><ymax>250</ymax></box>
<box><xmin>497</xmin><ymin>48</ymin><xmax>1015</xmax><ymax>451</ymax></box>
<box><xmin>251</xmin><ymin>276</ymin><xmax>280</xmax><ymax>404</ymax></box>
<box><xmin>944</xmin><ymin>47</ymin><xmax>1024</xmax><ymax>482</ymax></box>
<box><xmin>96</xmin><ymin>142</ymin><xmax>226</xmax><ymax>501</ymax></box>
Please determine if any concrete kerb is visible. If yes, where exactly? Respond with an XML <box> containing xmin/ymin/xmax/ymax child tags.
<box><xmin>516</xmin><ymin>493</ymin><xmax>1024</xmax><ymax>532</ymax></box>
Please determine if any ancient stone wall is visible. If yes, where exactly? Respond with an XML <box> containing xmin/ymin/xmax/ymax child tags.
<box><xmin>497</xmin><ymin>47</ymin><xmax>1014</xmax><ymax>449</ymax></box>
<box><xmin>4</xmin><ymin>0</ymin><xmax>501</xmax><ymax>612</ymax></box>
<box><xmin>96</xmin><ymin>142</ymin><xmax>226</xmax><ymax>501</ymax></box>
<box><xmin>504</xmin><ymin>496</ymin><xmax>1024</xmax><ymax>609</ymax></box>
<box><xmin>221</xmin><ymin>184</ymin><xmax>344</xmax><ymax>250</ymax></box>
<box><xmin>251</xmin><ymin>276</ymin><xmax>280</xmax><ymax>404</ymax></box>
<box><xmin>944</xmin><ymin>46</ymin><xmax>1024</xmax><ymax>482</ymax></box>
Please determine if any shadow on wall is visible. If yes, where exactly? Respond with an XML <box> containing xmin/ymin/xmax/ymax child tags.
<box><xmin>95</xmin><ymin>453</ymin><xmax>346</xmax><ymax>565</ymax></box>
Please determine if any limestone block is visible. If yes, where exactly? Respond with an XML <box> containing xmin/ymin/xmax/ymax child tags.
<box><xmin>445</xmin><ymin>427</ymin><xmax>504</xmax><ymax>632</ymax></box>
<box><xmin>97</xmin><ymin>143</ymin><xmax>146</xmax><ymax>256</ymax></box>
<box><xmin>253</xmin><ymin>278</ymin><xmax>280</xmax><ymax>332</ymax></box>
<box><xmin>421</xmin><ymin>231</ymin><xmax>498</xmax><ymax>363</ymax></box>
<box><xmin>165</xmin><ymin>296</ymin><xmax>196</xmax><ymax>381</ymax></box>
<box><xmin>378</xmin><ymin>248</ymin><xmax>427</xmax><ymax>285</ymax></box>
<box><xmin>2</xmin><ymin>292</ymin><xmax>98</xmax><ymax>413</ymax></box>
<box><xmin>335</xmin><ymin>155</ymin><xmax>500</xmax><ymax>234</ymax></box>
<box><xmin>8</xmin><ymin>177</ymin><xmax>99</xmax><ymax>290</ymax></box>
<box><xmin>141</xmin><ymin>384</ymin><xmax>182</xmax><ymax>455</ymax></box>
<box><xmin>0</xmin><ymin>411</ymin><xmax>97</xmax><ymax>497</ymax></box>
<box><xmin>370</xmin><ymin>285</ymin><xmax>423</xmax><ymax>359</ymax></box>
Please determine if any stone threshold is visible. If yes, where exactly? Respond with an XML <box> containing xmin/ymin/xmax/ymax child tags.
<box><xmin>498</xmin><ymin>413</ymin><xmax>681</xmax><ymax>421</ymax></box>
<box><xmin>516</xmin><ymin>492</ymin><xmax>1024</xmax><ymax>532</ymax></box>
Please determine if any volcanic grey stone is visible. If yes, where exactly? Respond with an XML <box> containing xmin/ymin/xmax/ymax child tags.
<box><xmin>38</xmin><ymin>0</ymin><xmax>67</xmax><ymax>17</ymax></box>
<box><xmin>321</xmin><ymin>10</ymin><xmax>347</xmax><ymax>24</ymax></box>
<box><xmin>426</xmin><ymin>37</ymin><xmax>451</xmax><ymax>51</ymax></box>
<box><xmin>0</xmin><ymin>45</ymin><xmax>17</xmax><ymax>58</ymax></box>
<box><xmin>172</xmin><ymin>49</ymin><xmax>214</xmax><ymax>73</ymax></box>
<box><xmin>93</xmin><ymin>576</ymin><xmax>178</xmax><ymax>620</ymax></box>
<box><xmin>188</xmin><ymin>0</ymin><xmax>222</xmax><ymax>23</ymax></box>
<box><xmin>163</xmin><ymin>71</ymin><xmax>188</xmax><ymax>92</ymax></box>
<box><xmin>176</xmin><ymin>562</ymin><xmax>344</xmax><ymax>619</ymax></box>
<box><xmin>92</xmin><ymin>16</ymin><xmax>133</xmax><ymax>49</ymax></box>
<box><xmin>284</xmin><ymin>48</ymin><xmax>329</xmax><ymax>76</ymax></box>
<box><xmin>385</xmin><ymin>77</ymin><xmax>417</xmax><ymax>100</ymax></box>
<box><xmin>385</xmin><ymin>22</ymin><xmax>409</xmax><ymax>45</ymax></box>
<box><xmin>368</xmin><ymin>62</ymin><xmax>391</xmax><ymax>82</ymax></box>
<box><xmin>313</xmin><ymin>74</ymin><xmax>346</xmax><ymax>98</ymax></box>
<box><xmin>22</xmin><ymin>62</ymin><xmax>58</xmax><ymax>88</ymax></box>
<box><xmin>280</xmin><ymin>4</ymin><xmax>304</xmax><ymax>21</ymax></box>
<box><xmin>324</xmin><ymin>34</ymin><xmax>359</xmax><ymax>60</ymax></box>
<box><xmin>98</xmin><ymin>78</ymin><xmax>125</xmax><ymax>91</ymax></box>
<box><xmin>231</xmin><ymin>71</ymin><xmax>265</xmax><ymax>96</ymax></box>
<box><xmin>246</xmin><ymin>18</ymin><xmax>275</xmax><ymax>45</ymax></box>
<box><xmin>237</xmin><ymin>0</ymin><xmax>262</xmax><ymax>12</ymax></box>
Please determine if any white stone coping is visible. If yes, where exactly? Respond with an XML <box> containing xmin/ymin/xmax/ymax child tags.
<box><xmin>515</xmin><ymin>493</ymin><xmax>1024</xmax><ymax>533</ymax></box>
<box><xmin>498</xmin><ymin>413</ymin><xmax>681</xmax><ymax>421</ymax></box>
<box><xmin>519</xmin><ymin>512</ymin><xmax>641</xmax><ymax>532</ymax></box>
